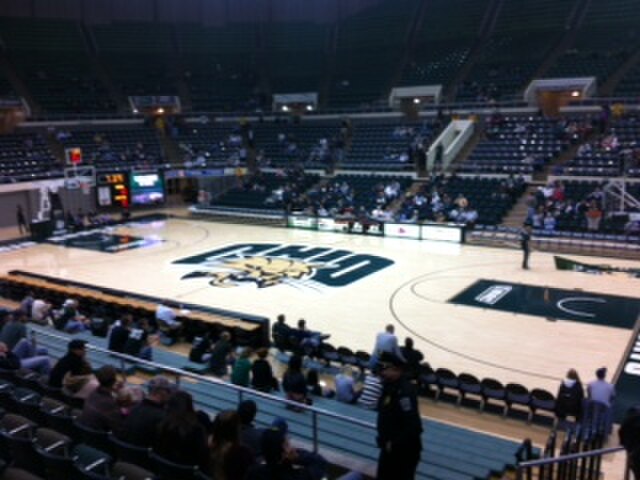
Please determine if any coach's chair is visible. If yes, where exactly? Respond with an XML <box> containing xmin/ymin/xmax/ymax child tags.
<box><xmin>457</xmin><ymin>373</ymin><xmax>483</xmax><ymax>408</ymax></box>
<box><xmin>480</xmin><ymin>378</ymin><xmax>507</xmax><ymax>415</ymax></box>
<box><xmin>530</xmin><ymin>388</ymin><xmax>556</xmax><ymax>425</ymax></box>
<box><xmin>505</xmin><ymin>383</ymin><xmax>532</xmax><ymax>421</ymax></box>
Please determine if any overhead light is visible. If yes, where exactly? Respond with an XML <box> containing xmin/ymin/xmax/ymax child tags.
<box><xmin>157</xmin><ymin>107</ymin><xmax>165</xmax><ymax>114</ymax></box>
<box><xmin>571</xmin><ymin>91</ymin><xmax>580</xmax><ymax>97</ymax></box>
<box><xmin>282</xmin><ymin>105</ymin><xmax>289</xmax><ymax>112</ymax></box>
<box><xmin>306</xmin><ymin>105</ymin><xmax>313</xmax><ymax>111</ymax></box>
<box><xmin>132</xmin><ymin>108</ymin><xmax>139</xmax><ymax>114</ymax></box>
<box><xmin>413</xmin><ymin>98</ymin><xmax>421</xmax><ymax>104</ymax></box>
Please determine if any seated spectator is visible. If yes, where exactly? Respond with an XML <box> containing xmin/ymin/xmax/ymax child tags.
<box><xmin>283</xmin><ymin>355</ymin><xmax>308</xmax><ymax>409</ymax></box>
<box><xmin>108</xmin><ymin>314</ymin><xmax>132</xmax><ymax>354</ymax></box>
<box><xmin>248</xmin><ymin>419</ymin><xmax>328</xmax><ymax>480</ymax></box>
<box><xmin>335</xmin><ymin>366</ymin><xmax>361</xmax><ymax>404</ymax></box>
<box><xmin>123</xmin><ymin>318</ymin><xmax>155</xmax><ymax>361</ymax></box>
<box><xmin>31</xmin><ymin>298</ymin><xmax>53</xmax><ymax>325</ymax></box>
<box><xmin>292</xmin><ymin>319</ymin><xmax>329</xmax><ymax>356</ymax></box>
<box><xmin>0</xmin><ymin>342</ymin><xmax>20</xmax><ymax>371</ymax></box>
<box><xmin>12</xmin><ymin>334</ymin><xmax>51</xmax><ymax>375</ymax></box>
<box><xmin>210</xmin><ymin>410</ymin><xmax>255</xmax><ymax>479</ymax></box>
<box><xmin>209</xmin><ymin>331</ymin><xmax>233</xmax><ymax>377</ymax></box>
<box><xmin>358</xmin><ymin>368</ymin><xmax>383</xmax><ymax>410</ymax></box>
<box><xmin>121</xmin><ymin>375</ymin><xmax>175</xmax><ymax>447</ymax></box>
<box><xmin>19</xmin><ymin>291</ymin><xmax>34</xmax><ymax>317</ymax></box>
<box><xmin>231</xmin><ymin>347</ymin><xmax>252</xmax><ymax>387</ymax></box>
<box><xmin>619</xmin><ymin>406</ymin><xmax>640</xmax><ymax>480</ymax></box>
<box><xmin>78</xmin><ymin>365</ymin><xmax>125</xmax><ymax>436</ymax></box>
<box><xmin>251</xmin><ymin>347</ymin><xmax>278</xmax><ymax>393</ymax></box>
<box><xmin>155</xmin><ymin>300</ymin><xmax>182</xmax><ymax>342</ymax></box>
<box><xmin>0</xmin><ymin>312</ymin><xmax>28</xmax><ymax>350</ymax></box>
<box><xmin>49</xmin><ymin>339</ymin><xmax>98</xmax><ymax>399</ymax></box>
<box><xmin>154</xmin><ymin>390</ymin><xmax>210</xmax><ymax>471</ymax></box>
<box><xmin>237</xmin><ymin>400</ymin><xmax>264</xmax><ymax>458</ymax></box>
<box><xmin>53</xmin><ymin>299</ymin><xmax>89</xmax><ymax>333</ymax></box>
<box><xmin>306</xmin><ymin>369</ymin><xmax>334</xmax><ymax>398</ymax></box>
<box><xmin>189</xmin><ymin>333</ymin><xmax>213</xmax><ymax>363</ymax></box>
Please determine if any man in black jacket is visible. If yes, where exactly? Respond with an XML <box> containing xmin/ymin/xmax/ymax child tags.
<box><xmin>376</xmin><ymin>352</ymin><xmax>423</xmax><ymax>480</ymax></box>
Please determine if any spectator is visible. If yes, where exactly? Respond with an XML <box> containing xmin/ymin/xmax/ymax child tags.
<box><xmin>0</xmin><ymin>312</ymin><xmax>28</xmax><ymax>350</ymax></box>
<box><xmin>108</xmin><ymin>315</ymin><xmax>132</xmax><ymax>354</ymax></box>
<box><xmin>371</xmin><ymin>324</ymin><xmax>404</xmax><ymax>370</ymax></box>
<box><xmin>12</xmin><ymin>333</ymin><xmax>51</xmax><ymax>375</ymax></box>
<box><xmin>358</xmin><ymin>368</ymin><xmax>383</xmax><ymax>410</ymax></box>
<box><xmin>155</xmin><ymin>300</ymin><xmax>181</xmax><ymax>342</ymax></box>
<box><xmin>555</xmin><ymin>368</ymin><xmax>585</xmax><ymax>422</ymax></box>
<box><xmin>78</xmin><ymin>365</ymin><xmax>125</xmax><ymax>436</ymax></box>
<box><xmin>123</xmin><ymin>318</ymin><xmax>155</xmax><ymax>361</ymax></box>
<box><xmin>31</xmin><ymin>298</ymin><xmax>52</xmax><ymax>325</ymax></box>
<box><xmin>210</xmin><ymin>410</ymin><xmax>255</xmax><ymax>480</ymax></box>
<box><xmin>251</xmin><ymin>347</ymin><xmax>278</xmax><ymax>393</ymax></box>
<box><xmin>19</xmin><ymin>291</ymin><xmax>34</xmax><ymax>316</ymax></box>
<box><xmin>231</xmin><ymin>347</ymin><xmax>252</xmax><ymax>387</ymax></box>
<box><xmin>53</xmin><ymin>299</ymin><xmax>89</xmax><ymax>333</ymax></box>
<box><xmin>587</xmin><ymin>367</ymin><xmax>615</xmax><ymax>407</ymax></box>
<box><xmin>49</xmin><ymin>339</ymin><xmax>98</xmax><ymax>399</ymax></box>
<box><xmin>306</xmin><ymin>369</ymin><xmax>334</xmax><ymax>398</ymax></box>
<box><xmin>335</xmin><ymin>366</ymin><xmax>361</xmax><ymax>404</ymax></box>
<box><xmin>155</xmin><ymin>390</ymin><xmax>210</xmax><ymax>470</ymax></box>
<box><xmin>237</xmin><ymin>400</ymin><xmax>264</xmax><ymax>458</ymax></box>
<box><xmin>282</xmin><ymin>354</ymin><xmax>308</xmax><ymax>410</ymax></box>
<box><xmin>400</xmin><ymin>337</ymin><xmax>424</xmax><ymax>381</ymax></box>
<box><xmin>121</xmin><ymin>375</ymin><xmax>175</xmax><ymax>447</ymax></box>
<box><xmin>209</xmin><ymin>331</ymin><xmax>233</xmax><ymax>377</ymax></box>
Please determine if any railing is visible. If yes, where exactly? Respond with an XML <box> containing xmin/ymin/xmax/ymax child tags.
<box><xmin>516</xmin><ymin>446</ymin><xmax>628</xmax><ymax>480</ymax></box>
<box><xmin>29</xmin><ymin>327</ymin><xmax>378</xmax><ymax>462</ymax></box>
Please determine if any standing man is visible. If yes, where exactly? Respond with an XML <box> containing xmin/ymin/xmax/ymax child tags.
<box><xmin>520</xmin><ymin>222</ymin><xmax>533</xmax><ymax>270</ymax></box>
<box><xmin>376</xmin><ymin>352</ymin><xmax>423</xmax><ymax>480</ymax></box>
<box><xmin>16</xmin><ymin>205</ymin><xmax>28</xmax><ymax>236</ymax></box>
<box><xmin>371</xmin><ymin>324</ymin><xmax>404</xmax><ymax>370</ymax></box>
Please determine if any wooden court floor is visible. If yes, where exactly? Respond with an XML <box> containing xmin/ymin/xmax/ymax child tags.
<box><xmin>2</xmin><ymin>214</ymin><xmax>639</xmax><ymax>400</ymax></box>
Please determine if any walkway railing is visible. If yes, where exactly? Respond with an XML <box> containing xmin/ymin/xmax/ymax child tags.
<box><xmin>30</xmin><ymin>327</ymin><xmax>378</xmax><ymax>461</ymax></box>
<box><xmin>516</xmin><ymin>445</ymin><xmax>628</xmax><ymax>480</ymax></box>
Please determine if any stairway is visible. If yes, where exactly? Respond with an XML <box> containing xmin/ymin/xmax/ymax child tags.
<box><xmin>501</xmin><ymin>184</ymin><xmax>538</xmax><ymax>228</ymax></box>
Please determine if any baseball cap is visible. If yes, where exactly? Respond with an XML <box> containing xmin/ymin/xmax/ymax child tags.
<box><xmin>271</xmin><ymin>417</ymin><xmax>288</xmax><ymax>436</ymax></box>
<box><xmin>68</xmin><ymin>339</ymin><xmax>87</xmax><ymax>351</ymax></box>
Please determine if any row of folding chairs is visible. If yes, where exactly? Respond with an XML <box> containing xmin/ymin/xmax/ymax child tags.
<box><xmin>417</xmin><ymin>364</ymin><xmax>557</xmax><ymax>425</ymax></box>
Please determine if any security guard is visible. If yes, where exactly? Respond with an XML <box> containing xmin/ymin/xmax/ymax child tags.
<box><xmin>376</xmin><ymin>352</ymin><xmax>423</xmax><ymax>480</ymax></box>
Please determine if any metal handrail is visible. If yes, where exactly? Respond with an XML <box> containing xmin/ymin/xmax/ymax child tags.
<box><xmin>30</xmin><ymin>327</ymin><xmax>377</xmax><ymax>454</ymax></box>
<box><xmin>516</xmin><ymin>446</ymin><xmax>628</xmax><ymax>480</ymax></box>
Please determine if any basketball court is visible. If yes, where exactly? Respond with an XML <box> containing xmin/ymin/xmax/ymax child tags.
<box><xmin>1</xmin><ymin>214</ymin><xmax>639</xmax><ymax>413</ymax></box>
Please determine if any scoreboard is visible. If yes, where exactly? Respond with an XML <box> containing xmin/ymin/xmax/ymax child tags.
<box><xmin>97</xmin><ymin>172</ymin><xmax>130</xmax><ymax>208</ymax></box>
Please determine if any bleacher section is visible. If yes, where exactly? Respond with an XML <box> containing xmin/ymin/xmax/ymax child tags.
<box><xmin>556</xmin><ymin>115</ymin><xmax>640</xmax><ymax>177</ymax></box>
<box><xmin>456</xmin><ymin>0</ymin><xmax>575</xmax><ymax>102</ymax></box>
<box><xmin>213</xmin><ymin>170</ymin><xmax>321</xmax><ymax>211</ymax></box>
<box><xmin>0</xmin><ymin>132</ymin><xmax>58</xmax><ymax>182</ymax></box>
<box><xmin>343</xmin><ymin>119</ymin><xmax>439</xmax><ymax>171</ymax></box>
<box><xmin>252</xmin><ymin>120</ymin><xmax>340</xmax><ymax>169</ymax></box>
<box><xmin>328</xmin><ymin>0</ymin><xmax>419</xmax><ymax>108</ymax></box>
<box><xmin>176</xmin><ymin>121</ymin><xmax>250</xmax><ymax>168</ymax></box>
<box><xmin>547</xmin><ymin>0</ymin><xmax>640</xmax><ymax>85</ymax></box>
<box><xmin>400</xmin><ymin>0</ymin><xmax>487</xmax><ymax>89</ymax></box>
<box><xmin>177</xmin><ymin>23</ymin><xmax>260</xmax><ymax>111</ymax></box>
<box><xmin>57</xmin><ymin>125</ymin><xmax>165</xmax><ymax>170</ymax></box>
<box><xmin>0</xmin><ymin>17</ymin><xmax>115</xmax><ymax>113</ymax></box>
<box><xmin>460</xmin><ymin>115</ymin><xmax>569</xmax><ymax>174</ymax></box>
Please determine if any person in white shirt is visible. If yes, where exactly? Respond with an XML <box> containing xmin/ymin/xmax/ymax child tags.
<box><xmin>587</xmin><ymin>367</ymin><xmax>615</xmax><ymax>407</ymax></box>
<box><xmin>370</xmin><ymin>324</ymin><xmax>404</xmax><ymax>369</ymax></box>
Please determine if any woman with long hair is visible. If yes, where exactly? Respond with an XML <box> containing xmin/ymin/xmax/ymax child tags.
<box><xmin>154</xmin><ymin>390</ymin><xmax>210</xmax><ymax>471</ymax></box>
<box><xmin>210</xmin><ymin>410</ymin><xmax>255</xmax><ymax>480</ymax></box>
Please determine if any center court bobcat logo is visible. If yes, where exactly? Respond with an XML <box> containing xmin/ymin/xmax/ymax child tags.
<box><xmin>173</xmin><ymin>243</ymin><xmax>393</xmax><ymax>289</ymax></box>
